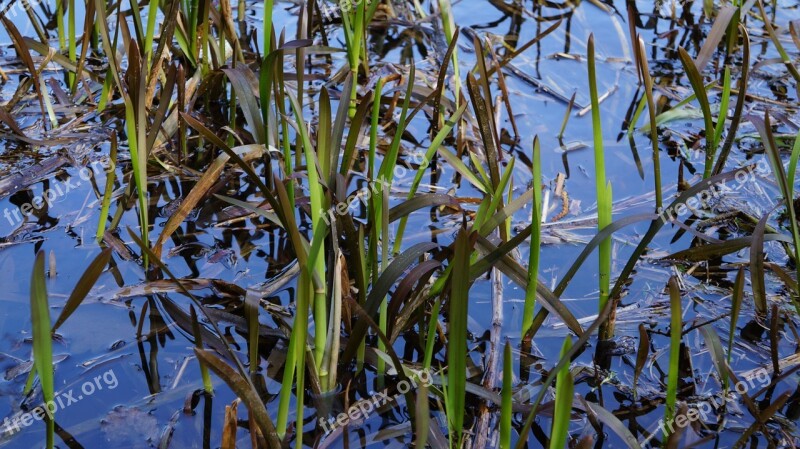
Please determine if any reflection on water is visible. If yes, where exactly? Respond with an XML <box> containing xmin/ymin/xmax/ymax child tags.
<box><xmin>0</xmin><ymin>0</ymin><xmax>799</xmax><ymax>447</ymax></box>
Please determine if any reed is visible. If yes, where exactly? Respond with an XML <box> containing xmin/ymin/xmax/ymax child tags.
<box><xmin>500</xmin><ymin>341</ymin><xmax>513</xmax><ymax>449</ymax></box>
<box><xmin>438</xmin><ymin>0</ymin><xmax>462</xmax><ymax>100</ymax></box>
<box><xmin>549</xmin><ymin>337</ymin><xmax>574</xmax><ymax>449</ymax></box>
<box><xmin>30</xmin><ymin>251</ymin><xmax>54</xmax><ymax>449</ymax></box>
<box><xmin>664</xmin><ymin>276</ymin><xmax>682</xmax><ymax>433</ymax></box>
<box><xmin>588</xmin><ymin>35</ymin><xmax>613</xmax><ymax>340</ymax></box>
<box><xmin>446</xmin><ymin>228</ymin><xmax>473</xmax><ymax>444</ymax></box>
<box><xmin>522</xmin><ymin>137</ymin><xmax>542</xmax><ymax>338</ymax></box>
<box><xmin>67</xmin><ymin>0</ymin><xmax>75</xmax><ymax>87</ymax></box>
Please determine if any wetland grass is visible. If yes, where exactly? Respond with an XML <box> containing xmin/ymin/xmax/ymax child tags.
<box><xmin>29</xmin><ymin>251</ymin><xmax>54</xmax><ymax>449</ymax></box>
<box><xmin>664</xmin><ymin>276</ymin><xmax>682</xmax><ymax>434</ymax></box>
<box><xmin>587</xmin><ymin>34</ymin><xmax>613</xmax><ymax>340</ymax></box>
<box><xmin>548</xmin><ymin>337</ymin><xmax>573</xmax><ymax>449</ymax></box>
<box><xmin>522</xmin><ymin>136</ymin><xmax>541</xmax><ymax>339</ymax></box>
<box><xmin>6</xmin><ymin>1</ymin><xmax>800</xmax><ymax>448</ymax></box>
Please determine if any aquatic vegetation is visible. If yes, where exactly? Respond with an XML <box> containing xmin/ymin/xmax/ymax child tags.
<box><xmin>664</xmin><ymin>276</ymin><xmax>682</xmax><ymax>434</ymax></box>
<box><xmin>587</xmin><ymin>34</ymin><xmax>613</xmax><ymax>340</ymax></box>
<box><xmin>29</xmin><ymin>251</ymin><xmax>54</xmax><ymax>449</ymax></box>
<box><xmin>548</xmin><ymin>337</ymin><xmax>573</xmax><ymax>449</ymax></box>
<box><xmin>2</xmin><ymin>0</ymin><xmax>800</xmax><ymax>448</ymax></box>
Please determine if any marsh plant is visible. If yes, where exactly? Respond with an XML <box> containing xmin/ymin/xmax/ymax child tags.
<box><xmin>2</xmin><ymin>0</ymin><xmax>800</xmax><ymax>448</ymax></box>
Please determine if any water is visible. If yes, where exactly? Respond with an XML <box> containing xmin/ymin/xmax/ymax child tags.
<box><xmin>1</xmin><ymin>0</ymin><xmax>800</xmax><ymax>447</ymax></box>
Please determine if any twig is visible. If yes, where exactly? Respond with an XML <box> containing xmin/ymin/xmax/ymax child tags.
<box><xmin>472</xmin><ymin>244</ymin><xmax>504</xmax><ymax>448</ymax></box>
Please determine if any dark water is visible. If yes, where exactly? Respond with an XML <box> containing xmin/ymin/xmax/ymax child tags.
<box><xmin>1</xmin><ymin>0</ymin><xmax>800</xmax><ymax>447</ymax></box>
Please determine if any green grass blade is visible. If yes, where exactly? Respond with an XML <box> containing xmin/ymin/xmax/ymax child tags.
<box><xmin>522</xmin><ymin>136</ymin><xmax>542</xmax><ymax>338</ymax></box>
<box><xmin>664</xmin><ymin>276</ymin><xmax>682</xmax><ymax>432</ymax></box>
<box><xmin>514</xmin><ymin>300</ymin><xmax>614</xmax><ymax>449</ymax></box>
<box><xmin>677</xmin><ymin>47</ymin><xmax>716</xmax><ymax>178</ymax></box>
<box><xmin>393</xmin><ymin>103</ymin><xmax>467</xmax><ymax>254</ymax></box>
<box><xmin>190</xmin><ymin>305</ymin><xmax>214</xmax><ymax>394</ymax></box>
<box><xmin>637</xmin><ymin>36</ymin><xmax>662</xmax><ymax>211</ymax></box>
<box><xmin>287</xmin><ymin>90</ymin><xmax>327</xmax><ymax>369</ymax></box>
<box><xmin>423</xmin><ymin>297</ymin><xmax>442</xmax><ymax>372</ymax></box>
<box><xmin>699</xmin><ymin>324</ymin><xmax>728</xmax><ymax>391</ymax></box>
<box><xmin>750</xmin><ymin>209</ymin><xmax>771</xmax><ymax>316</ymax></box>
<box><xmin>500</xmin><ymin>341</ymin><xmax>513</xmax><ymax>449</ymax></box>
<box><xmin>30</xmin><ymin>251</ymin><xmax>54</xmax><ymax>449</ymax></box>
<box><xmin>244</xmin><ymin>290</ymin><xmax>259</xmax><ymax>377</ymax></box>
<box><xmin>751</xmin><ymin>112</ymin><xmax>800</xmax><ymax>311</ymax></box>
<box><xmin>727</xmin><ymin>266</ymin><xmax>744</xmax><ymax>389</ymax></box>
<box><xmin>712</xmin><ymin>24</ymin><xmax>750</xmax><ymax>176</ymax></box>
<box><xmin>51</xmin><ymin>248</ymin><xmax>112</xmax><ymax>333</ymax></box>
<box><xmin>378</xmin><ymin>63</ymin><xmax>415</xmax><ymax>182</ymax></box>
<box><xmin>713</xmin><ymin>66</ymin><xmax>731</xmax><ymax>146</ymax></box>
<box><xmin>588</xmin><ymin>34</ymin><xmax>613</xmax><ymax>339</ymax></box>
<box><xmin>144</xmin><ymin>0</ymin><xmax>158</xmax><ymax>63</ymax></box>
<box><xmin>96</xmin><ymin>133</ymin><xmax>118</xmax><ymax>239</ymax></box>
<box><xmin>447</xmin><ymin>229</ymin><xmax>473</xmax><ymax>443</ymax></box>
<box><xmin>263</xmin><ymin>0</ymin><xmax>273</xmax><ymax>58</ymax></box>
<box><xmin>67</xmin><ymin>0</ymin><xmax>75</xmax><ymax>87</ymax></box>
<box><xmin>549</xmin><ymin>337</ymin><xmax>573</xmax><ymax>449</ymax></box>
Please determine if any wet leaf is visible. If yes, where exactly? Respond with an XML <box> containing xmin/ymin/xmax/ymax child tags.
<box><xmin>52</xmin><ymin>248</ymin><xmax>112</xmax><ymax>333</ymax></box>
<box><xmin>678</xmin><ymin>46</ymin><xmax>716</xmax><ymax>177</ymax></box>
<box><xmin>579</xmin><ymin>401</ymin><xmax>641</xmax><ymax>449</ymax></box>
<box><xmin>633</xmin><ymin>323</ymin><xmax>649</xmax><ymax>395</ymax></box>
<box><xmin>1</xmin><ymin>17</ymin><xmax>47</xmax><ymax>125</ymax></box>
<box><xmin>515</xmin><ymin>300</ymin><xmax>614</xmax><ymax>449</ymax></box>
<box><xmin>340</xmin><ymin>242</ymin><xmax>439</xmax><ymax>365</ymax></box>
<box><xmin>388</xmin><ymin>194</ymin><xmax>459</xmax><ymax>222</ymax></box>
<box><xmin>221</xmin><ymin>400</ymin><xmax>238</xmax><ymax>449</ymax></box>
<box><xmin>222</xmin><ymin>66</ymin><xmax>265</xmax><ymax>144</ymax></box>
<box><xmin>500</xmin><ymin>341</ymin><xmax>513</xmax><ymax>449</ymax></box>
<box><xmin>751</xmin><ymin>208</ymin><xmax>776</xmax><ymax>316</ymax></box>
<box><xmin>712</xmin><ymin>25</ymin><xmax>750</xmax><ymax>176</ymax></box>
<box><xmin>665</xmin><ymin>276</ymin><xmax>682</xmax><ymax>428</ymax></box>
<box><xmin>664</xmin><ymin>234</ymin><xmax>792</xmax><ymax>262</ymax></box>
<box><xmin>699</xmin><ymin>325</ymin><xmax>728</xmax><ymax>389</ymax></box>
<box><xmin>190</xmin><ymin>305</ymin><xmax>213</xmax><ymax>394</ymax></box>
<box><xmin>549</xmin><ymin>337</ymin><xmax>573</xmax><ymax>449</ymax></box>
<box><xmin>694</xmin><ymin>5</ymin><xmax>737</xmax><ymax>73</ymax></box>
<box><xmin>447</xmin><ymin>228</ymin><xmax>474</xmax><ymax>442</ymax></box>
<box><xmin>194</xmin><ymin>349</ymin><xmax>281</xmax><ymax>447</ymax></box>
<box><xmin>29</xmin><ymin>250</ymin><xmax>54</xmax><ymax>448</ymax></box>
<box><xmin>153</xmin><ymin>144</ymin><xmax>264</xmax><ymax>258</ymax></box>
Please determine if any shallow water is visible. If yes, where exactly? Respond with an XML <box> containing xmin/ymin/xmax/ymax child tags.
<box><xmin>1</xmin><ymin>0</ymin><xmax>800</xmax><ymax>447</ymax></box>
